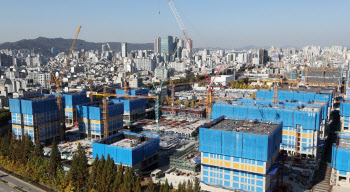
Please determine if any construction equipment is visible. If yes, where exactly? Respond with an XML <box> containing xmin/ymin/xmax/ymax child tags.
<box><xmin>56</xmin><ymin>26</ymin><xmax>82</xmax><ymax>140</ymax></box>
<box><xmin>206</xmin><ymin>63</ymin><xmax>224</xmax><ymax>122</ymax></box>
<box><xmin>150</xmin><ymin>81</ymin><xmax>164</xmax><ymax>132</ymax></box>
<box><xmin>90</xmin><ymin>88</ymin><xmax>159</xmax><ymax>138</ymax></box>
<box><xmin>167</xmin><ymin>0</ymin><xmax>192</xmax><ymax>50</ymax></box>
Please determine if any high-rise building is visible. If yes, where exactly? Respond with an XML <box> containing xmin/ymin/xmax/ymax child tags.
<box><xmin>102</xmin><ymin>44</ymin><xmax>107</xmax><ymax>53</ymax></box>
<box><xmin>122</xmin><ymin>42</ymin><xmax>127</xmax><ymax>58</ymax></box>
<box><xmin>186</xmin><ymin>38</ymin><xmax>193</xmax><ymax>50</ymax></box>
<box><xmin>154</xmin><ymin>37</ymin><xmax>161</xmax><ymax>54</ymax></box>
<box><xmin>161</xmin><ymin>36</ymin><xmax>174</xmax><ymax>55</ymax></box>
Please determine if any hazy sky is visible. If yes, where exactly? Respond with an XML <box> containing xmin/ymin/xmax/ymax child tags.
<box><xmin>0</xmin><ymin>0</ymin><xmax>349</xmax><ymax>49</ymax></box>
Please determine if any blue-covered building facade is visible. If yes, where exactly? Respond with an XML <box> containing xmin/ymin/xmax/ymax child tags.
<box><xmin>199</xmin><ymin>117</ymin><xmax>282</xmax><ymax>192</ymax></box>
<box><xmin>63</xmin><ymin>91</ymin><xmax>91</xmax><ymax>126</ymax></box>
<box><xmin>331</xmin><ymin>134</ymin><xmax>350</xmax><ymax>186</ymax></box>
<box><xmin>10</xmin><ymin>95</ymin><xmax>60</xmax><ymax>143</ymax></box>
<box><xmin>93</xmin><ymin>132</ymin><xmax>159</xmax><ymax>170</ymax></box>
<box><xmin>77</xmin><ymin>101</ymin><xmax>124</xmax><ymax>139</ymax></box>
<box><xmin>212</xmin><ymin>102</ymin><xmax>322</xmax><ymax>160</ymax></box>
<box><xmin>340</xmin><ymin>101</ymin><xmax>350</xmax><ymax>134</ymax></box>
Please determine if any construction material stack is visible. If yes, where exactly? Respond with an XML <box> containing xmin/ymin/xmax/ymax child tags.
<box><xmin>199</xmin><ymin>117</ymin><xmax>282</xmax><ymax>192</ymax></box>
<box><xmin>77</xmin><ymin>101</ymin><xmax>124</xmax><ymax>140</ymax></box>
<box><xmin>10</xmin><ymin>95</ymin><xmax>61</xmax><ymax>143</ymax></box>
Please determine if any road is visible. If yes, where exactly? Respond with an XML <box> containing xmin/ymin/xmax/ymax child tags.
<box><xmin>0</xmin><ymin>170</ymin><xmax>46</xmax><ymax>192</ymax></box>
<box><xmin>0</xmin><ymin>182</ymin><xmax>17</xmax><ymax>192</ymax></box>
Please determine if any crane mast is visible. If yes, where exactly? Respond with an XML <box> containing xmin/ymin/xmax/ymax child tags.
<box><xmin>167</xmin><ymin>0</ymin><xmax>192</xmax><ymax>50</ymax></box>
<box><xmin>57</xmin><ymin>26</ymin><xmax>82</xmax><ymax>141</ymax></box>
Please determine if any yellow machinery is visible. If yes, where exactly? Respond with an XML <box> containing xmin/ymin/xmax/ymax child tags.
<box><xmin>90</xmin><ymin>86</ymin><xmax>159</xmax><ymax>138</ymax></box>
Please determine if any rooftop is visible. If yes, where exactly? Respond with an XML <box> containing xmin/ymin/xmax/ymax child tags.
<box><xmin>338</xmin><ymin>137</ymin><xmax>350</xmax><ymax>150</ymax></box>
<box><xmin>22</xmin><ymin>95</ymin><xmax>52</xmax><ymax>100</ymax></box>
<box><xmin>97</xmin><ymin>132</ymin><xmax>156</xmax><ymax>149</ymax></box>
<box><xmin>209</xmin><ymin>119</ymin><xmax>279</xmax><ymax>135</ymax></box>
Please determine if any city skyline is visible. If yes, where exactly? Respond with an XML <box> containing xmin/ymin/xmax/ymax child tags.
<box><xmin>0</xmin><ymin>0</ymin><xmax>349</xmax><ymax>49</ymax></box>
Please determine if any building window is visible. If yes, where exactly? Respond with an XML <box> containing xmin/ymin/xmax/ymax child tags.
<box><xmin>339</xmin><ymin>176</ymin><xmax>347</xmax><ymax>182</ymax></box>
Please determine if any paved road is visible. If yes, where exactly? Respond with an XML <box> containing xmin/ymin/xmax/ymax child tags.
<box><xmin>0</xmin><ymin>182</ymin><xmax>17</xmax><ymax>192</ymax></box>
<box><xmin>0</xmin><ymin>170</ymin><xmax>45</xmax><ymax>192</ymax></box>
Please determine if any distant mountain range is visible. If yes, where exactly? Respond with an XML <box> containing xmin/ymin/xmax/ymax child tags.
<box><xmin>0</xmin><ymin>37</ymin><xmax>154</xmax><ymax>57</ymax></box>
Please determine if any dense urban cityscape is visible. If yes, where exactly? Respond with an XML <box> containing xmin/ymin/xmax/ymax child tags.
<box><xmin>0</xmin><ymin>1</ymin><xmax>349</xmax><ymax>192</ymax></box>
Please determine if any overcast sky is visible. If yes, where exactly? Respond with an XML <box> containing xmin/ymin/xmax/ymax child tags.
<box><xmin>0</xmin><ymin>0</ymin><xmax>349</xmax><ymax>49</ymax></box>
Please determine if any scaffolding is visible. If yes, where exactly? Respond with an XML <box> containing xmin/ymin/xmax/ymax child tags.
<box><xmin>169</xmin><ymin>143</ymin><xmax>200</xmax><ymax>173</ymax></box>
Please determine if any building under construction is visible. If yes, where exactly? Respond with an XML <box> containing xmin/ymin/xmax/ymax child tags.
<box><xmin>76</xmin><ymin>101</ymin><xmax>124</xmax><ymax>139</ymax></box>
<box><xmin>161</xmin><ymin>106</ymin><xmax>206</xmax><ymax>119</ymax></box>
<box><xmin>10</xmin><ymin>95</ymin><xmax>60</xmax><ymax>143</ymax></box>
<box><xmin>170</xmin><ymin>143</ymin><xmax>200</xmax><ymax>173</ymax></box>
<box><xmin>331</xmin><ymin>134</ymin><xmax>350</xmax><ymax>187</ymax></box>
<box><xmin>111</xmin><ymin>98</ymin><xmax>148</xmax><ymax>124</ymax></box>
<box><xmin>63</xmin><ymin>91</ymin><xmax>91</xmax><ymax>126</ymax></box>
<box><xmin>212</xmin><ymin>99</ymin><xmax>324</xmax><ymax>160</ymax></box>
<box><xmin>92</xmin><ymin>132</ymin><xmax>159</xmax><ymax>170</ymax></box>
<box><xmin>199</xmin><ymin>117</ymin><xmax>282</xmax><ymax>192</ymax></box>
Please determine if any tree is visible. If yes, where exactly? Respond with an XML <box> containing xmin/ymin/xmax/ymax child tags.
<box><xmin>165</xmin><ymin>95</ymin><xmax>171</xmax><ymax>105</ymax></box>
<box><xmin>190</xmin><ymin>100</ymin><xmax>195</xmax><ymax>108</ymax></box>
<box><xmin>184</xmin><ymin>99</ymin><xmax>189</xmax><ymax>108</ymax></box>
<box><xmin>193</xmin><ymin>178</ymin><xmax>200</xmax><ymax>192</ymax></box>
<box><xmin>113</xmin><ymin>163</ymin><xmax>124</xmax><ymax>190</ymax></box>
<box><xmin>123</xmin><ymin>167</ymin><xmax>134</xmax><ymax>192</ymax></box>
<box><xmin>87</xmin><ymin>157</ymin><xmax>99</xmax><ymax>191</ymax></box>
<box><xmin>48</xmin><ymin>138</ymin><xmax>61</xmax><ymax>179</ymax></box>
<box><xmin>163</xmin><ymin>179</ymin><xmax>170</xmax><ymax>192</ymax></box>
<box><xmin>147</xmin><ymin>179</ymin><xmax>156</xmax><ymax>192</ymax></box>
<box><xmin>133</xmin><ymin>176</ymin><xmax>142</xmax><ymax>192</ymax></box>
<box><xmin>242</xmin><ymin>83</ymin><xmax>247</xmax><ymax>89</ymax></box>
<box><xmin>33</xmin><ymin>140</ymin><xmax>43</xmax><ymax>159</ymax></box>
<box><xmin>68</xmin><ymin>143</ymin><xmax>88</xmax><ymax>190</ymax></box>
<box><xmin>186</xmin><ymin>180</ymin><xmax>193</xmax><ymax>192</ymax></box>
<box><xmin>175</xmin><ymin>99</ymin><xmax>181</xmax><ymax>106</ymax></box>
<box><xmin>247</xmin><ymin>84</ymin><xmax>252</xmax><ymax>89</ymax></box>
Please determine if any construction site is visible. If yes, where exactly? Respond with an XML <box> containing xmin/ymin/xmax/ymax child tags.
<box><xmin>6</xmin><ymin>1</ymin><xmax>350</xmax><ymax>191</ymax></box>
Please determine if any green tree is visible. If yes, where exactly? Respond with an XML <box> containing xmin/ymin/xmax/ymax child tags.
<box><xmin>186</xmin><ymin>180</ymin><xmax>193</xmax><ymax>192</ymax></box>
<box><xmin>67</xmin><ymin>143</ymin><xmax>88</xmax><ymax>190</ymax></box>
<box><xmin>147</xmin><ymin>179</ymin><xmax>156</xmax><ymax>192</ymax></box>
<box><xmin>48</xmin><ymin>138</ymin><xmax>61</xmax><ymax>179</ymax></box>
<box><xmin>184</xmin><ymin>99</ymin><xmax>189</xmax><ymax>108</ymax></box>
<box><xmin>33</xmin><ymin>140</ymin><xmax>43</xmax><ymax>159</ymax></box>
<box><xmin>113</xmin><ymin>163</ymin><xmax>124</xmax><ymax>190</ymax></box>
<box><xmin>242</xmin><ymin>83</ymin><xmax>247</xmax><ymax>89</ymax></box>
<box><xmin>193</xmin><ymin>178</ymin><xmax>200</xmax><ymax>192</ymax></box>
<box><xmin>123</xmin><ymin>167</ymin><xmax>134</xmax><ymax>192</ymax></box>
<box><xmin>133</xmin><ymin>176</ymin><xmax>142</xmax><ymax>192</ymax></box>
<box><xmin>87</xmin><ymin>157</ymin><xmax>99</xmax><ymax>191</ymax></box>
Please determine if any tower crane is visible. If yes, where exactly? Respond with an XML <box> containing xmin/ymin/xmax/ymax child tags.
<box><xmin>56</xmin><ymin>26</ymin><xmax>82</xmax><ymax>140</ymax></box>
<box><xmin>167</xmin><ymin>0</ymin><xmax>193</xmax><ymax>50</ymax></box>
<box><xmin>90</xmin><ymin>87</ymin><xmax>159</xmax><ymax>138</ymax></box>
<box><xmin>206</xmin><ymin>62</ymin><xmax>224</xmax><ymax>122</ymax></box>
